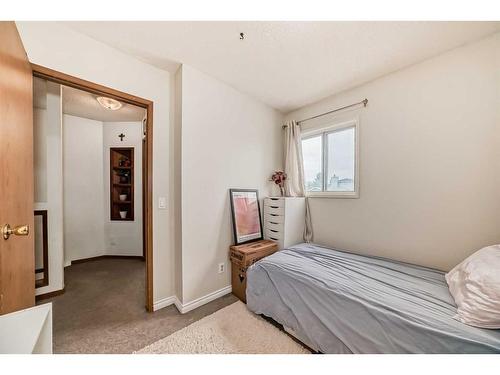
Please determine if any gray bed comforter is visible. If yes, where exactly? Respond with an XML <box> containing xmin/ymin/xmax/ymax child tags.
<box><xmin>246</xmin><ymin>243</ymin><xmax>500</xmax><ymax>353</ymax></box>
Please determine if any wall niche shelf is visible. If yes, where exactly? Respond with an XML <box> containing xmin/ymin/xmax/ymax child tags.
<box><xmin>110</xmin><ymin>147</ymin><xmax>134</xmax><ymax>221</ymax></box>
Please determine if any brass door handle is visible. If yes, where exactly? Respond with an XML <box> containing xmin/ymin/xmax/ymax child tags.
<box><xmin>2</xmin><ymin>224</ymin><xmax>29</xmax><ymax>240</ymax></box>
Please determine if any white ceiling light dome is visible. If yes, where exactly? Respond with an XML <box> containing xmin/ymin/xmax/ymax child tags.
<box><xmin>96</xmin><ymin>96</ymin><xmax>122</xmax><ymax>110</ymax></box>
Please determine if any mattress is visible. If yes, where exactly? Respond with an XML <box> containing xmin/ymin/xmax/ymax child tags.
<box><xmin>246</xmin><ymin>243</ymin><xmax>500</xmax><ymax>353</ymax></box>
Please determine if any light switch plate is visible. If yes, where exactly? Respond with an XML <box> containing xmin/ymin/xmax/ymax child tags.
<box><xmin>158</xmin><ymin>197</ymin><xmax>167</xmax><ymax>209</ymax></box>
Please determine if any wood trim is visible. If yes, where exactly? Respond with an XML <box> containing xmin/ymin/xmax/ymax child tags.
<box><xmin>31</xmin><ymin>64</ymin><xmax>154</xmax><ymax>312</ymax></box>
<box><xmin>35</xmin><ymin>287</ymin><xmax>65</xmax><ymax>302</ymax></box>
<box><xmin>31</xmin><ymin>64</ymin><xmax>152</xmax><ymax>108</ymax></box>
<box><xmin>34</xmin><ymin>210</ymin><xmax>49</xmax><ymax>288</ymax></box>
<box><xmin>70</xmin><ymin>255</ymin><xmax>145</xmax><ymax>265</ymax></box>
<box><xmin>145</xmin><ymin>103</ymin><xmax>154</xmax><ymax>312</ymax></box>
<box><xmin>142</xmin><ymin>118</ymin><xmax>147</xmax><ymax>259</ymax></box>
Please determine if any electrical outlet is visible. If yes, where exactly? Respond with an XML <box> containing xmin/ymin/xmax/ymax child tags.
<box><xmin>218</xmin><ymin>263</ymin><xmax>225</xmax><ymax>274</ymax></box>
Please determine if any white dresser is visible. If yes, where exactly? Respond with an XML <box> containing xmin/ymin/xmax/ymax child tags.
<box><xmin>263</xmin><ymin>197</ymin><xmax>306</xmax><ymax>250</ymax></box>
<box><xmin>0</xmin><ymin>303</ymin><xmax>53</xmax><ymax>353</ymax></box>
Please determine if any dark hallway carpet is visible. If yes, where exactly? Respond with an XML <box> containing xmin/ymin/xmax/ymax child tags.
<box><xmin>37</xmin><ymin>258</ymin><xmax>237</xmax><ymax>353</ymax></box>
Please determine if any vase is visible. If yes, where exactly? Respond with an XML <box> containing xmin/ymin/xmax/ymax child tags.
<box><xmin>119</xmin><ymin>211</ymin><xmax>127</xmax><ymax>219</ymax></box>
<box><xmin>119</xmin><ymin>194</ymin><xmax>127</xmax><ymax>201</ymax></box>
<box><xmin>279</xmin><ymin>186</ymin><xmax>285</xmax><ymax>197</ymax></box>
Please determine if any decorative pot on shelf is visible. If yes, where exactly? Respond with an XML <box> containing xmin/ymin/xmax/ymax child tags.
<box><xmin>119</xmin><ymin>194</ymin><xmax>127</xmax><ymax>201</ymax></box>
<box><xmin>119</xmin><ymin>211</ymin><xmax>127</xmax><ymax>219</ymax></box>
<box><xmin>119</xmin><ymin>157</ymin><xmax>129</xmax><ymax>167</ymax></box>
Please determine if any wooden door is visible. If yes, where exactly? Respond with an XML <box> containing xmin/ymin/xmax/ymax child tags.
<box><xmin>0</xmin><ymin>22</ymin><xmax>35</xmax><ymax>314</ymax></box>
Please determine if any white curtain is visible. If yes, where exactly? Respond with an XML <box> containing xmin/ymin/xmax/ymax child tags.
<box><xmin>283</xmin><ymin>120</ymin><xmax>313</xmax><ymax>243</ymax></box>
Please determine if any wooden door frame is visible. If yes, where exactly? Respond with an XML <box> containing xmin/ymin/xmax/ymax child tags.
<box><xmin>31</xmin><ymin>64</ymin><xmax>154</xmax><ymax>312</ymax></box>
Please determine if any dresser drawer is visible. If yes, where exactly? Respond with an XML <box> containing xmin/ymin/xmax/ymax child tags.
<box><xmin>265</xmin><ymin>221</ymin><xmax>283</xmax><ymax>232</ymax></box>
<box><xmin>265</xmin><ymin>229</ymin><xmax>283</xmax><ymax>242</ymax></box>
<box><xmin>264</xmin><ymin>204</ymin><xmax>284</xmax><ymax>216</ymax></box>
<box><xmin>265</xmin><ymin>197</ymin><xmax>284</xmax><ymax>207</ymax></box>
<box><xmin>264</xmin><ymin>213</ymin><xmax>284</xmax><ymax>225</ymax></box>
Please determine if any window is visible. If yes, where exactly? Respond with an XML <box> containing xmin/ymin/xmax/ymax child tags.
<box><xmin>302</xmin><ymin>119</ymin><xmax>358</xmax><ymax>197</ymax></box>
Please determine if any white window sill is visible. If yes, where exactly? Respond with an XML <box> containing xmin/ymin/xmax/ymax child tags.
<box><xmin>306</xmin><ymin>191</ymin><xmax>359</xmax><ymax>199</ymax></box>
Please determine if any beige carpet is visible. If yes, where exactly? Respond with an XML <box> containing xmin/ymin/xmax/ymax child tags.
<box><xmin>135</xmin><ymin>301</ymin><xmax>310</xmax><ymax>354</ymax></box>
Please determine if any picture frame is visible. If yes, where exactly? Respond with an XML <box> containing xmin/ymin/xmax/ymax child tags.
<box><xmin>229</xmin><ymin>188</ymin><xmax>263</xmax><ymax>245</ymax></box>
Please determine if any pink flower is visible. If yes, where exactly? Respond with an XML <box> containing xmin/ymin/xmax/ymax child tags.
<box><xmin>270</xmin><ymin>171</ymin><xmax>287</xmax><ymax>188</ymax></box>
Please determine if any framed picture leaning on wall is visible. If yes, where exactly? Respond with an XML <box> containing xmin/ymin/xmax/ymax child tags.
<box><xmin>229</xmin><ymin>189</ymin><xmax>263</xmax><ymax>245</ymax></box>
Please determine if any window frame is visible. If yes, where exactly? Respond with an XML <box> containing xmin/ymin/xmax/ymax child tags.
<box><xmin>301</xmin><ymin>117</ymin><xmax>359</xmax><ymax>198</ymax></box>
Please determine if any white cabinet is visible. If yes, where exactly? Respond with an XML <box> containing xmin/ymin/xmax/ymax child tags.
<box><xmin>0</xmin><ymin>303</ymin><xmax>53</xmax><ymax>353</ymax></box>
<box><xmin>263</xmin><ymin>197</ymin><xmax>306</xmax><ymax>250</ymax></box>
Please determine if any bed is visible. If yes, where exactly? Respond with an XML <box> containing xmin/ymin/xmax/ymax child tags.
<box><xmin>246</xmin><ymin>243</ymin><xmax>500</xmax><ymax>353</ymax></box>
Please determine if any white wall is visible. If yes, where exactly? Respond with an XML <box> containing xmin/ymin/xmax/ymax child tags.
<box><xmin>63</xmin><ymin>114</ymin><xmax>105</xmax><ymax>264</ymax></box>
<box><xmin>18</xmin><ymin>22</ymin><xmax>173</xmax><ymax>304</ymax></box>
<box><xmin>285</xmin><ymin>33</ymin><xmax>500</xmax><ymax>271</ymax></box>
<box><xmin>33</xmin><ymin>108</ymin><xmax>47</xmax><ymax>203</ymax></box>
<box><xmin>23</xmin><ymin>22</ymin><xmax>283</xmax><ymax>311</ymax></box>
<box><xmin>178</xmin><ymin>65</ymin><xmax>283</xmax><ymax>303</ymax></box>
<box><xmin>103</xmin><ymin>122</ymin><xmax>143</xmax><ymax>256</ymax></box>
<box><xmin>63</xmin><ymin>116</ymin><xmax>144</xmax><ymax>262</ymax></box>
<box><xmin>172</xmin><ymin>67</ymin><xmax>183</xmax><ymax>301</ymax></box>
<box><xmin>33</xmin><ymin>82</ymin><xmax>64</xmax><ymax>296</ymax></box>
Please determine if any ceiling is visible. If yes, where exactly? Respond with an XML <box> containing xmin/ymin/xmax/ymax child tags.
<box><xmin>34</xmin><ymin>77</ymin><xmax>146</xmax><ymax>122</ymax></box>
<box><xmin>64</xmin><ymin>21</ymin><xmax>500</xmax><ymax>113</ymax></box>
<box><xmin>62</xmin><ymin>85</ymin><xmax>145</xmax><ymax>122</ymax></box>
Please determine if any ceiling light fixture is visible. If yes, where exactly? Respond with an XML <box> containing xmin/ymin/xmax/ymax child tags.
<box><xmin>96</xmin><ymin>96</ymin><xmax>122</xmax><ymax>111</ymax></box>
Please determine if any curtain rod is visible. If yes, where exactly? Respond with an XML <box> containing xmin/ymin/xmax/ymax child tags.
<box><xmin>282</xmin><ymin>98</ymin><xmax>368</xmax><ymax>129</ymax></box>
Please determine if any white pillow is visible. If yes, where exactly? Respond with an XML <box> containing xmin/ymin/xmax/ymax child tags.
<box><xmin>446</xmin><ymin>245</ymin><xmax>500</xmax><ymax>329</ymax></box>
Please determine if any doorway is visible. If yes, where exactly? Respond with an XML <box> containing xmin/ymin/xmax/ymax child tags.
<box><xmin>31</xmin><ymin>65</ymin><xmax>154</xmax><ymax>312</ymax></box>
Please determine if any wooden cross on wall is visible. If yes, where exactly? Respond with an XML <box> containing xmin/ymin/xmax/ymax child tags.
<box><xmin>118</xmin><ymin>133</ymin><xmax>125</xmax><ymax>142</ymax></box>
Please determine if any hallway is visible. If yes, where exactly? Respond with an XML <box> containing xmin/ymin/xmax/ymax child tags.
<box><xmin>37</xmin><ymin>258</ymin><xmax>237</xmax><ymax>353</ymax></box>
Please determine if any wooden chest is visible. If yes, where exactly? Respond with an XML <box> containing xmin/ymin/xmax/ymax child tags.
<box><xmin>230</xmin><ymin>239</ymin><xmax>278</xmax><ymax>267</ymax></box>
<box><xmin>230</xmin><ymin>240</ymin><xmax>278</xmax><ymax>303</ymax></box>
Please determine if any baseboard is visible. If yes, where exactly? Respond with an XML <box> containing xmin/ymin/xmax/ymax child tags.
<box><xmin>70</xmin><ymin>255</ymin><xmax>145</xmax><ymax>265</ymax></box>
<box><xmin>173</xmin><ymin>297</ymin><xmax>183</xmax><ymax>313</ymax></box>
<box><xmin>152</xmin><ymin>295</ymin><xmax>177</xmax><ymax>311</ymax></box>
<box><xmin>152</xmin><ymin>285</ymin><xmax>232</xmax><ymax>313</ymax></box>
<box><xmin>176</xmin><ymin>285</ymin><xmax>233</xmax><ymax>314</ymax></box>
<box><xmin>36</xmin><ymin>287</ymin><xmax>65</xmax><ymax>301</ymax></box>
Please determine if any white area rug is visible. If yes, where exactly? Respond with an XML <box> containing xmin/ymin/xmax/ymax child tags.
<box><xmin>136</xmin><ymin>301</ymin><xmax>310</xmax><ymax>354</ymax></box>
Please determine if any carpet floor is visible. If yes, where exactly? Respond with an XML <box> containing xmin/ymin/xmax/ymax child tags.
<box><xmin>136</xmin><ymin>301</ymin><xmax>310</xmax><ymax>354</ymax></box>
<box><xmin>37</xmin><ymin>258</ymin><xmax>238</xmax><ymax>353</ymax></box>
